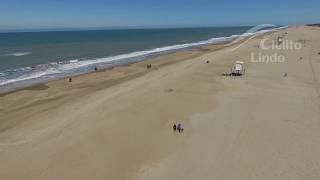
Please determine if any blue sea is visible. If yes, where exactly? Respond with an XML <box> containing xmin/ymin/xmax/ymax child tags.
<box><xmin>0</xmin><ymin>26</ymin><xmax>280</xmax><ymax>91</ymax></box>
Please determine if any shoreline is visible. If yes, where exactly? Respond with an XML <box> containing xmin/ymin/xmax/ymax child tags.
<box><xmin>0</xmin><ymin>41</ymin><xmax>229</xmax><ymax>97</ymax></box>
<box><xmin>0</xmin><ymin>26</ymin><xmax>284</xmax><ymax>95</ymax></box>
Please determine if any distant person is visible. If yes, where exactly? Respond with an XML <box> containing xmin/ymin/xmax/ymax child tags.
<box><xmin>68</xmin><ymin>77</ymin><xmax>72</xmax><ymax>82</ymax></box>
<box><xmin>284</xmin><ymin>72</ymin><xmax>287</xmax><ymax>77</ymax></box>
<box><xmin>173</xmin><ymin>124</ymin><xmax>177</xmax><ymax>132</ymax></box>
<box><xmin>177</xmin><ymin>123</ymin><xmax>182</xmax><ymax>133</ymax></box>
<box><xmin>94</xmin><ymin>67</ymin><xmax>98</xmax><ymax>71</ymax></box>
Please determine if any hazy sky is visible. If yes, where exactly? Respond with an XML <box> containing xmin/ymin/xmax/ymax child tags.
<box><xmin>1</xmin><ymin>0</ymin><xmax>320</xmax><ymax>30</ymax></box>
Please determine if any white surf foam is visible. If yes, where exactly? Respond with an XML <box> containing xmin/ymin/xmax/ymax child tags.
<box><xmin>0</xmin><ymin>72</ymin><xmax>46</xmax><ymax>86</ymax></box>
<box><xmin>69</xmin><ymin>59</ymin><xmax>79</xmax><ymax>63</ymax></box>
<box><xmin>0</xmin><ymin>26</ymin><xmax>286</xmax><ymax>88</ymax></box>
<box><xmin>12</xmin><ymin>52</ymin><xmax>31</xmax><ymax>57</ymax></box>
<box><xmin>0</xmin><ymin>52</ymin><xmax>31</xmax><ymax>57</ymax></box>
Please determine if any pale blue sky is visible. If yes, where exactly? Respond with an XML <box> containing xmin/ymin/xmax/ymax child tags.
<box><xmin>0</xmin><ymin>0</ymin><xmax>319</xmax><ymax>30</ymax></box>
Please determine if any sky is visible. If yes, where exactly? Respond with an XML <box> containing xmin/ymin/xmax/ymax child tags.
<box><xmin>0</xmin><ymin>0</ymin><xmax>320</xmax><ymax>31</ymax></box>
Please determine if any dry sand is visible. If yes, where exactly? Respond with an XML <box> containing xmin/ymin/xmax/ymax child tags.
<box><xmin>0</xmin><ymin>26</ymin><xmax>320</xmax><ymax>180</ymax></box>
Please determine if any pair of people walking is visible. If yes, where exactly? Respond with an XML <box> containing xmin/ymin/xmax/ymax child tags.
<box><xmin>173</xmin><ymin>123</ymin><xmax>184</xmax><ymax>133</ymax></box>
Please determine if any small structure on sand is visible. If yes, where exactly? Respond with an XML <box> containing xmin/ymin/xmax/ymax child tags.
<box><xmin>231</xmin><ymin>61</ymin><xmax>245</xmax><ymax>76</ymax></box>
<box><xmin>222</xmin><ymin>61</ymin><xmax>245</xmax><ymax>77</ymax></box>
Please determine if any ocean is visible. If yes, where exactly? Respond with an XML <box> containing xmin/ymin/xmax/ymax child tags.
<box><xmin>0</xmin><ymin>26</ymin><xmax>278</xmax><ymax>91</ymax></box>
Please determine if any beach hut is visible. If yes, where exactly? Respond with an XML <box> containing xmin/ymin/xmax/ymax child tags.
<box><xmin>231</xmin><ymin>61</ymin><xmax>245</xmax><ymax>76</ymax></box>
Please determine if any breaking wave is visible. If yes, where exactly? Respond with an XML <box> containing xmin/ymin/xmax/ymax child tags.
<box><xmin>0</xmin><ymin>52</ymin><xmax>31</xmax><ymax>57</ymax></box>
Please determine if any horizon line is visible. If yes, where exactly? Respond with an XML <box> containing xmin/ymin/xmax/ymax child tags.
<box><xmin>0</xmin><ymin>24</ymin><xmax>283</xmax><ymax>33</ymax></box>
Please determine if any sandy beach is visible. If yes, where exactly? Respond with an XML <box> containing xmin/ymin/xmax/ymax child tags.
<box><xmin>1</xmin><ymin>25</ymin><xmax>320</xmax><ymax>180</ymax></box>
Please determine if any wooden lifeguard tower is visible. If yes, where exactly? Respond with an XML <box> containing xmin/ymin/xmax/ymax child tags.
<box><xmin>231</xmin><ymin>61</ymin><xmax>245</xmax><ymax>76</ymax></box>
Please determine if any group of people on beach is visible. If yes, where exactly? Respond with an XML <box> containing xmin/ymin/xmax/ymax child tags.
<box><xmin>146</xmin><ymin>64</ymin><xmax>152</xmax><ymax>69</ymax></box>
<box><xmin>173</xmin><ymin>123</ymin><xmax>184</xmax><ymax>133</ymax></box>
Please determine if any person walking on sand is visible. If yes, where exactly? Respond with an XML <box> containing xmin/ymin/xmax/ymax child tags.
<box><xmin>284</xmin><ymin>72</ymin><xmax>287</xmax><ymax>77</ymax></box>
<box><xmin>173</xmin><ymin>124</ymin><xmax>177</xmax><ymax>132</ymax></box>
<box><xmin>177</xmin><ymin>123</ymin><xmax>182</xmax><ymax>133</ymax></box>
